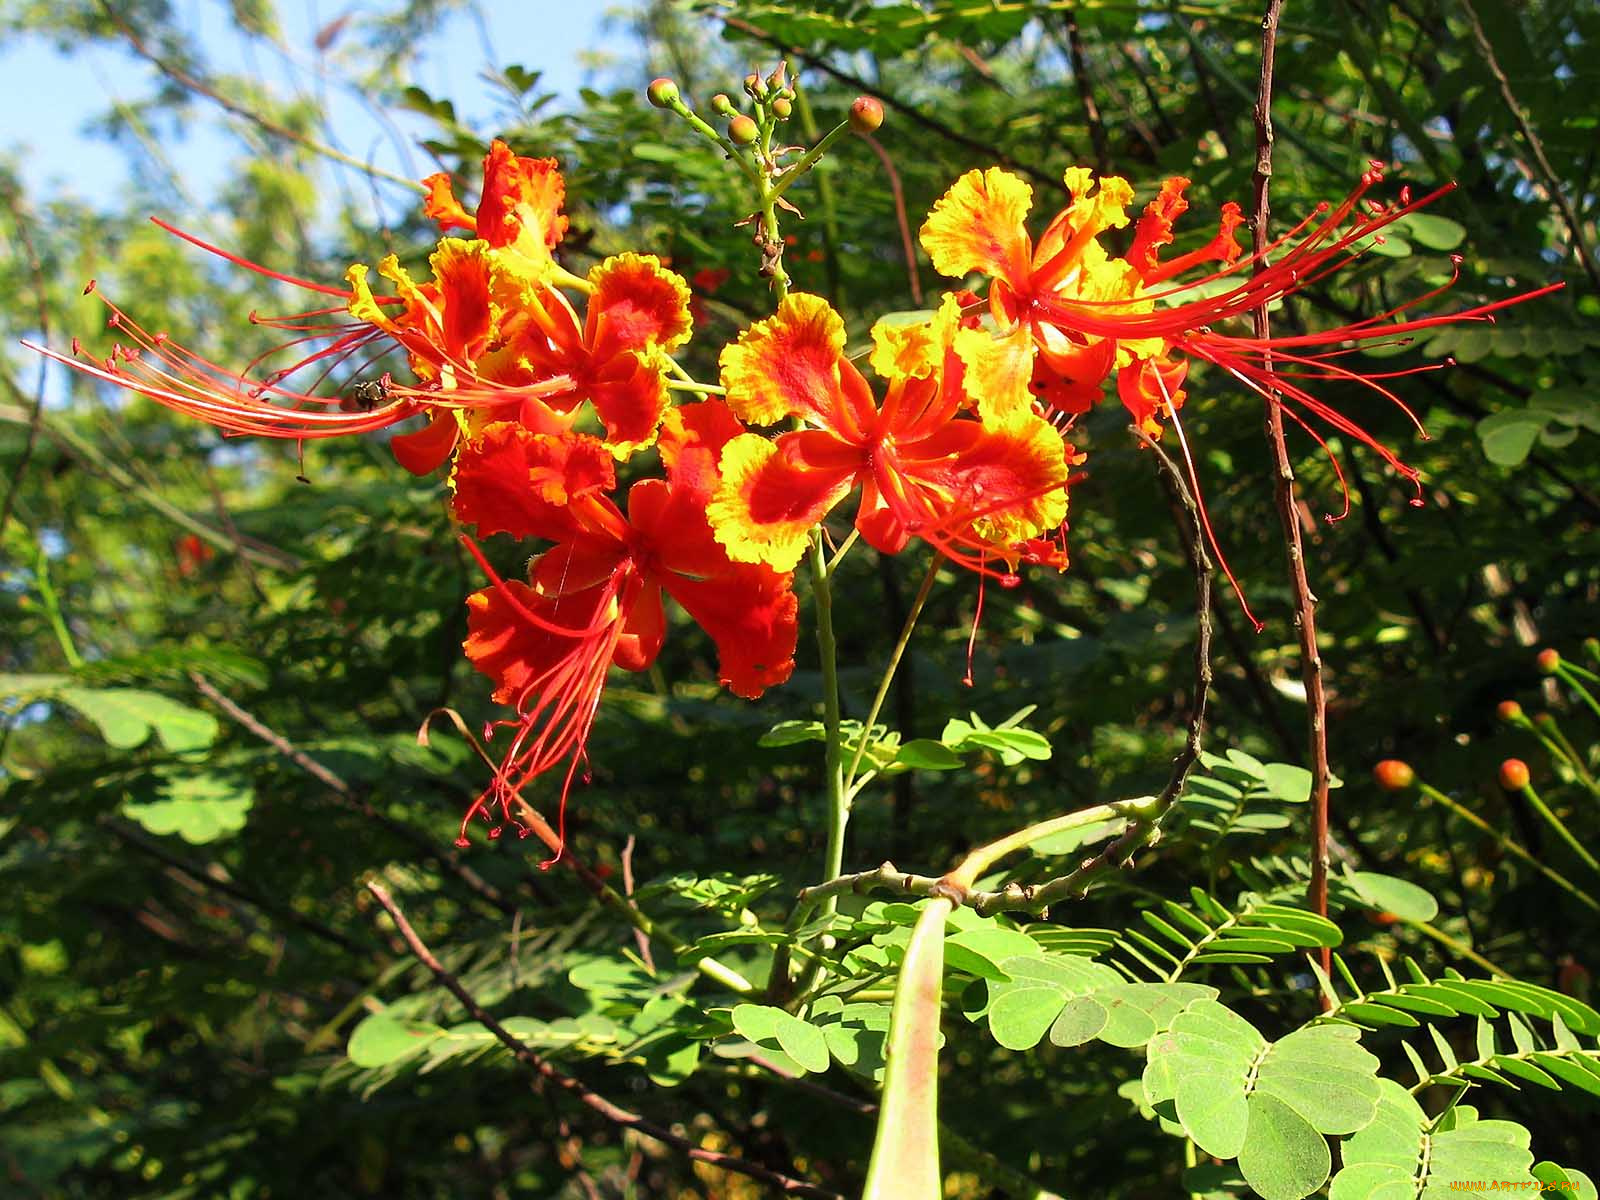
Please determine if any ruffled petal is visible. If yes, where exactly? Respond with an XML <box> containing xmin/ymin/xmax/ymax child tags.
<box><xmin>452</xmin><ymin>424</ymin><xmax>616</xmax><ymax>541</ymax></box>
<box><xmin>709</xmin><ymin>432</ymin><xmax>857</xmax><ymax>571</ymax></box>
<box><xmin>476</xmin><ymin>141</ymin><xmax>569</xmax><ymax>276</ymax></box>
<box><xmin>658</xmin><ymin>399</ymin><xmax>745</xmax><ymax>502</ymax></box>
<box><xmin>585</xmin><ymin>352</ymin><xmax>670</xmax><ymax>460</ymax></box>
<box><xmin>587</xmin><ymin>253</ymin><xmax>693</xmax><ymax>357</ymax></box>
<box><xmin>719</xmin><ymin>292</ymin><xmax>847</xmax><ymax>426</ymax></box>
<box><xmin>953</xmin><ymin>323</ymin><xmax>1037</xmax><ymax>429</ymax></box>
<box><xmin>920</xmin><ymin>167</ymin><xmax>1034</xmax><ymax>285</ymax></box>
<box><xmin>429</xmin><ymin>238</ymin><xmax>496</xmax><ymax>365</ymax></box>
<box><xmin>868</xmin><ymin>292</ymin><xmax>964</xmax><ymax>381</ymax></box>
<box><xmin>954</xmin><ymin>414</ymin><xmax>1073</xmax><ymax>550</ymax></box>
<box><xmin>422</xmin><ymin>172</ymin><xmax>477</xmax><ymax>234</ymax></box>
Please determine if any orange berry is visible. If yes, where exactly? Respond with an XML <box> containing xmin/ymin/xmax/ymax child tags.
<box><xmin>848</xmin><ymin>96</ymin><xmax>884</xmax><ymax>134</ymax></box>
<box><xmin>1495</xmin><ymin>700</ymin><xmax>1523</xmax><ymax>722</ymax></box>
<box><xmin>1536</xmin><ymin>648</ymin><xmax>1560</xmax><ymax>674</ymax></box>
<box><xmin>1373</xmin><ymin>760</ymin><xmax>1416</xmax><ymax>792</ymax></box>
<box><xmin>1498</xmin><ymin>758</ymin><xmax>1530</xmax><ymax>790</ymax></box>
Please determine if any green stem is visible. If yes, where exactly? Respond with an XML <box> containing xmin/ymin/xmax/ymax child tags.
<box><xmin>1401</xmin><ymin>917</ymin><xmax>1510</xmax><ymax>978</ymax></box>
<box><xmin>664</xmin><ymin>378</ymin><xmax>727</xmax><ymax>395</ymax></box>
<box><xmin>1554</xmin><ymin>663</ymin><xmax>1600</xmax><ymax>723</ymax></box>
<box><xmin>1521</xmin><ymin>782</ymin><xmax>1600</xmax><ymax>876</ymax></box>
<box><xmin>33</xmin><ymin>537</ymin><xmax>84</xmax><ymax>669</ymax></box>
<box><xmin>843</xmin><ymin>558</ymin><xmax>939</xmax><ymax>794</ymax></box>
<box><xmin>770</xmin><ymin>120</ymin><xmax>852</xmax><ymax>202</ymax></box>
<box><xmin>1417</xmin><ymin>782</ymin><xmax>1600</xmax><ymax>912</ymax></box>
<box><xmin>809</xmin><ymin>530</ymin><xmax>848</xmax><ymax>905</ymax></box>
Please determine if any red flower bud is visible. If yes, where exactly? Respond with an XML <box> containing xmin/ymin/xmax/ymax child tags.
<box><xmin>1373</xmin><ymin>760</ymin><xmax>1416</xmax><ymax>792</ymax></box>
<box><xmin>728</xmin><ymin>115</ymin><xmax>759</xmax><ymax>146</ymax></box>
<box><xmin>1495</xmin><ymin>700</ymin><xmax>1524</xmax><ymax>722</ymax></box>
<box><xmin>1536</xmin><ymin>648</ymin><xmax>1560</xmax><ymax>674</ymax></box>
<box><xmin>646</xmin><ymin>78</ymin><xmax>679</xmax><ymax>109</ymax></box>
<box><xmin>848</xmin><ymin>96</ymin><xmax>884</xmax><ymax>134</ymax></box>
<box><xmin>1498</xmin><ymin>758</ymin><xmax>1530</xmax><ymax>791</ymax></box>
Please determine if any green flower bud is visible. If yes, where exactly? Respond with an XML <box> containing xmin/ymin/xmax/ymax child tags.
<box><xmin>711</xmin><ymin>93</ymin><xmax>736</xmax><ymax>116</ymax></box>
<box><xmin>772</xmin><ymin>96</ymin><xmax>793</xmax><ymax>119</ymax></box>
<box><xmin>728</xmin><ymin>114</ymin><xmax>760</xmax><ymax>146</ymax></box>
<box><xmin>646</xmin><ymin>78</ymin><xmax>680</xmax><ymax>109</ymax></box>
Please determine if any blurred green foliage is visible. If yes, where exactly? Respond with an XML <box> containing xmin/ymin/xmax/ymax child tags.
<box><xmin>3</xmin><ymin>0</ymin><xmax>1598</xmax><ymax>1195</ymax></box>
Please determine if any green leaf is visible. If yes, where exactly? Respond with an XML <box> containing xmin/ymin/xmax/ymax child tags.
<box><xmin>1237</xmin><ymin>1093</ymin><xmax>1330</xmax><ymax>1200</ymax></box>
<box><xmin>56</xmin><ymin>686</ymin><xmax>219</xmax><ymax>752</ymax></box>
<box><xmin>1533</xmin><ymin>1163</ymin><xmax>1598</xmax><ymax>1200</ymax></box>
<box><xmin>347</xmin><ymin>1014</ymin><xmax>443</xmax><ymax>1067</ymax></box>
<box><xmin>1476</xmin><ymin>410</ymin><xmax>1547</xmax><ymax>466</ymax></box>
<box><xmin>893</xmin><ymin>739</ymin><xmax>963</xmax><ymax>770</ymax></box>
<box><xmin>1346</xmin><ymin>872</ymin><xmax>1439</xmax><ymax>922</ymax></box>
<box><xmin>123</xmin><ymin>772</ymin><xmax>253</xmax><ymax>844</ymax></box>
<box><xmin>731</xmin><ymin>1005</ymin><xmax>829</xmax><ymax>1074</ymax></box>
<box><xmin>1262</xmin><ymin>762</ymin><xmax>1314</xmax><ymax>804</ymax></box>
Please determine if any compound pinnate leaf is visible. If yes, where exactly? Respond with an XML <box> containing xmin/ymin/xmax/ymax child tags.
<box><xmin>1331</xmin><ymin>1082</ymin><xmax>1537</xmax><ymax>1199</ymax></box>
<box><xmin>985</xmin><ymin>954</ymin><xmax>1122</xmax><ymax>1050</ymax></box>
<box><xmin>1148</xmin><ymin>1002</ymin><xmax>1382</xmax><ymax>1197</ymax></box>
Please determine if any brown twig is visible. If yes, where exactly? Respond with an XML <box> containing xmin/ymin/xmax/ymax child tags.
<box><xmin>0</xmin><ymin>186</ymin><xmax>50</xmax><ymax>543</ymax></box>
<box><xmin>96</xmin><ymin>2</ymin><xmax>421</xmax><ymax>193</ymax></box>
<box><xmin>1457</xmin><ymin>0</ymin><xmax>1600</xmax><ymax>293</ymax></box>
<box><xmin>860</xmin><ymin>134</ymin><xmax>923</xmax><ymax>305</ymax></box>
<box><xmin>1250</xmin><ymin>0</ymin><xmax>1334</xmax><ymax>991</ymax></box>
<box><xmin>620</xmin><ymin>834</ymin><xmax>654</xmax><ymax>973</ymax></box>
<box><xmin>1062</xmin><ymin>11</ymin><xmax>1111</xmax><ymax>174</ymax></box>
<box><xmin>187</xmin><ymin>672</ymin><xmax>515</xmax><ymax>916</ymax></box>
<box><xmin>365</xmin><ymin>882</ymin><xmax>845</xmax><ymax>1200</ymax></box>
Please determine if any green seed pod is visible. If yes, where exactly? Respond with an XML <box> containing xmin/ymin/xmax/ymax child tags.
<box><xmin>728</xmin><ymin>114</ymin><xmax>760</xmax><ymax>146</ymax></box>
<box><xmin>711</xmin><ymin>93</ymin><xmax>736</xmax><ymax>116</ymax></box>
<box><xmin>772</xmin><ymin>96</ymin><xmax>793</xmax><ymax>119</ymax></box>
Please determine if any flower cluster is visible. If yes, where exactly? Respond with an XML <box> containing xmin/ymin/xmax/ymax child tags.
<box><xmin>31</xmin><ymin>133</ymin><xmax>1553</xmax><ymax>848</ymax></box>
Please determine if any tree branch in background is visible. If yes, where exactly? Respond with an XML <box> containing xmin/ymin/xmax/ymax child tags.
<box><xmin>1457</xmin><ymin>0</ymin><xmax>1600</xmax><ymax>293</ymax></box>
<box><xmin>1250</xmin><ymin>0</ymin><xmax>1334</xmax><ymax>989</ymax></box>
<box><xmin>365</xmin><ymin>882</ymin><xmax>846</xmax><ymax>1200</ymax></box>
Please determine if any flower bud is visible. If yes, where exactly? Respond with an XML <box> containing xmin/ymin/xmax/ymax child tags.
<box><xmin>646</xmin><ymin>77</ymin><xmax>679</xmax><ymax>109</ymax></box>
<box><xmin>728</xmin><ymin>115</ymin><xmax>759</xmax><ymax>146</ymax></box>
<box><xmin>711</xmin><ymin>93</ymin><xmax>735</xmax><ymax>116</ymax></box>
<box><xmin>767</xmin><ymin>62</ymin><xmax>788</xmax><ymax>91</ymax></box>
<box><xmin>1498</xmin><ymin>758</ymin><xmax>1530</xmax><ymax>791</ymax></box>
<box><xmin>744</xmin><ymin>72</ymin><xmax>763</xmax><ymax>98</ymax></box>
<box><xmin>848</xmin><ymin>95</ymin><xmax>884</xmax><ymax>134</ymax></box>
<box><xmin>1536</xmin><ymin>648</ymin><xmax>1560</xmax><ymax>674</ymax></box>
<box><xmin>1495</xmin><ymin>700</ymin><xmax>1524</xmax><ymax>723</ymax></box>
<box><xmin>772</xmin><ymin>96</ymin><xmax>793</xmax><ymax>119</ymax></box>
<box><xmin>1373</xmin><ymin>760</ymin><xmax>1415</xmax><ymax>792</ymax></box>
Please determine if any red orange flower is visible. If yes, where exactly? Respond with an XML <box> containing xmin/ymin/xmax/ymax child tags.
<box><xmin>709</xmin><ymin>293</ymin><xmax>1073</xmax><ymax>576</ymax></box>
<box><xmin>452</xmin><ymin>405</ymin><xmax>797</xmax><ymax>846</ymax></box>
